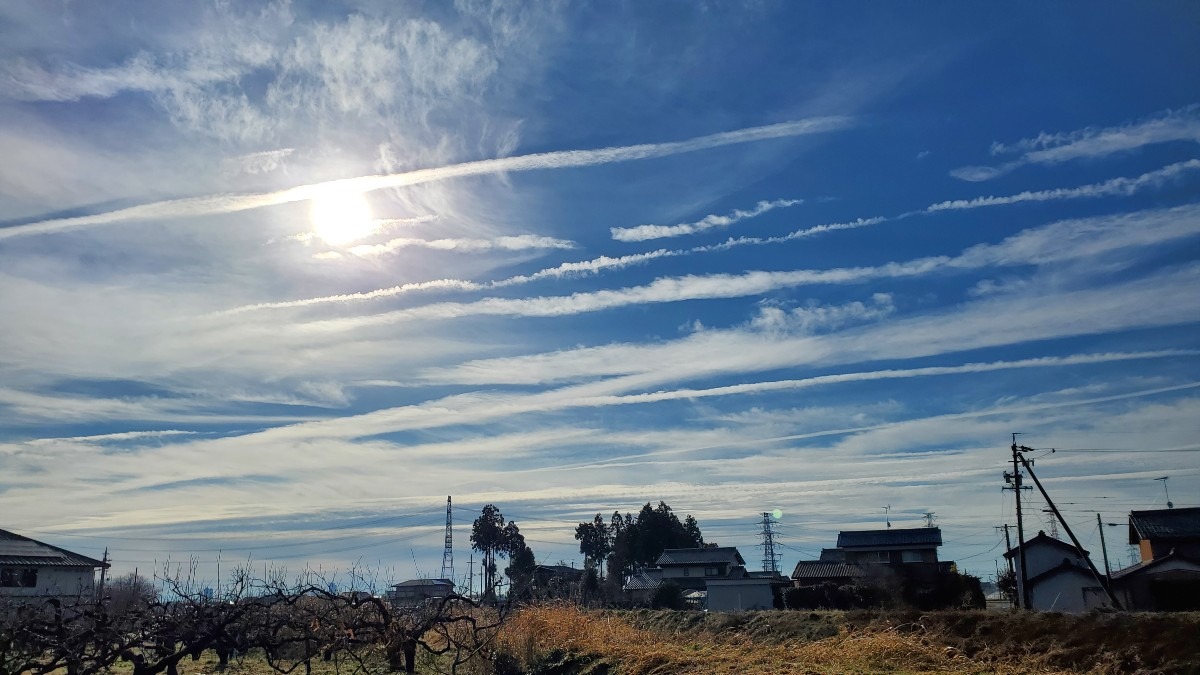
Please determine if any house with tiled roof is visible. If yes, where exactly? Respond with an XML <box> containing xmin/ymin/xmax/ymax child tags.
<box><xmin>621</xmin><ymin>547</ymin><xmax>787</xmax><ymax>610</ymax></box>
<box><xmin>1112</xmin><ymin>507</ymin><xmax>1200</xmax><ymax>611</ymax></box>
<box><xmin>790</xmin><ymin>526</ymin><xmax>948</xmax><ymax>590</ymax></box>
<box><xmin>1128</xmin><ymin>507</ymin><xmax>1200</xmax><ymax>562</ymax></box>
<box><xmin>1003</xmin><ymin>531</ymin><xmax>1110</xmax><ymax>612</ymax></box>
<box><xmin>386</xmin><ymin>578</ymin><xmax>453</xmax><ymax>607</ymax></box>
<box><xmin>0</xmin><ymin>528</ymin><xmax>108</xmax><ymax>602</ymax></box>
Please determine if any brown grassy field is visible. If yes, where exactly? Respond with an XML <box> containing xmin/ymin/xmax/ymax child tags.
<box><xmin>494</xmin><ymin>605</ymin><xmax>1200</xmax><ymax>675</ymax></box>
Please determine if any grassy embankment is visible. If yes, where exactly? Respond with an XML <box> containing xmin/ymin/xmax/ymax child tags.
<box><xmin>494</xmin><ymin>604</ymin><xmax>1200</xmax><ymax>675</ymax></box>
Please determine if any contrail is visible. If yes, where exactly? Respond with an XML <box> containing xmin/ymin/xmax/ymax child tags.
<box><xmin>0</xmin><ymin>117</ymin><xmax>851</xmax><ymax>240</ymax></box>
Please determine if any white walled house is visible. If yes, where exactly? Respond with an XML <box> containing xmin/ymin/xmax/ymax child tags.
<box><xmin>622</xmin><ymin>547</ymin><xmax>787</xmax><ymax>610</ymax></box>
<box><xmin>0</xmin><ymin>528</ymin><xmax>108</xmax><ymax>602</ymax></box>
<box><xmin>1004</xmin><ymin>531</ymin><xmax>1109</xmax><ymax>612</ymax></box>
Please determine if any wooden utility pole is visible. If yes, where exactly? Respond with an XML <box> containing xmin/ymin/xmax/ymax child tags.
<box><xmin>97</xmin><ymin>548</ymin><xmax>109</xmax><ymax>601</ymax></box>
<box><xmin>1005</xmin><ymin>435</ymin><xmax>1032</xmax><ymax>609</ymax></box>
<box><xmin>1016</xmin><ymin>448</ymin><xmax>1121</xmax><ymax>609</ymax></box>
<box><xmin>1097</xmin><ymin>513</ymin><xmax>1113</xmax><ymax>587</ymax></box>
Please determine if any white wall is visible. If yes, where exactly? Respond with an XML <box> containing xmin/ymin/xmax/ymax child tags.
<box><xmin>0</xmin><ymin>566</ymin><xmax>96</xmax><ymax>600</ymax></box>
<box><xmin>1014</xmin><ymin>543</ymin><xmax>1086</xmax><ymax>580</ymax></box>
<box><xmin>706</xmin><ymin>580</ymin><xmax>774</xmax><ymax>611</ymax></box>
<box><xmin>1028</xmin><ymin>568</ymin><xmax>1108</xmax><ymax>613</ymax></box>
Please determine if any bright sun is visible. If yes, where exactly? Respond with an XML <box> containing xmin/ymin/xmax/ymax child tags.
<box><xmin>309</xmin><ymin>190</ymin><xmax>375</xmax><ymax>245</ymax></box>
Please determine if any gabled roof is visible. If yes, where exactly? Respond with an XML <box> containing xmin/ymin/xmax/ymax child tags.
<box><xmin>392</xmin><ymin>578</ymin><xmax>453</xmax><ymax>588</ymax></box>
<box><xmin>790</xmin><ymin>561</ymin><xmax>865</xmax><ymax>579</ymax></box>
<box><xmin>1003</xmin><ymin>531</ymin><xmax>1087</xmax><ymax>559</ymax></box>
<box><xmin>0</xmin><ymin>528</ymin><xmax>108</xmax><ymax>568</ymax></box>
<box><xmin>1025</xmin><ymin>558</ymin><xmax>1096</xmax><ymax>586</ymax></box>
<box><xmin>837</xmin><ymin>527</ymin><xmax>942</xmax><ymax>549</ymax></box>
<box><xmin>1111</xmin><ymin>551</ymin><xmax>1200</xmax><ymax>580</ymax></box>
<box><xmin>622</xmin><ymin>569</ymin><xmax>662</xmax><ymax>591</ymax></box>
<box><xmin>819</xmin><ymin>548</ymin><xmax>845</xmax><ymax>562</ymax></box>
<box><xmin>1128</xmin><ymin>507</ymin><xmax>1200</xmax><ymax>544</ymax></box>
<box><xmin>655</xmin><ymin>547</ymin><xmax>745</xmax><ymax>566</ymax></box>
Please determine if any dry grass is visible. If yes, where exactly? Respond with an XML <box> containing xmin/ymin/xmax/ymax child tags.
<box><xmin>494</xmin><ymin>604</ymin><xmax>1144</xmax><ymax>675</ymax></box>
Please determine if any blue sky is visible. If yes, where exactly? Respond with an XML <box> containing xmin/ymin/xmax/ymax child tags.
<box><xmin>2</xmin><ymin>1</ymin><xmax>1199</xmax><ymax>589</ymax></box>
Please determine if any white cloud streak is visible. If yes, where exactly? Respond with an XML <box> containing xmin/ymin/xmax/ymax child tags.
<box><xmin>953</xmin><ymin>104</ymin><xmax>1200</xmax><ymax>181</ymax></box>
<box><xmin>929</xmin><ymin>159</ymin><xmax>1200</xmax><ymax>211</ymax></box>
<box><xmin>346</xmin><ymin>234</ymin><xmax>574</xmax><ymax>257</ymax></box>
<box><xmin>300</xmin><ymin>204</ymin><xmax>1200</xmax><ymax>328</ymax></box>
<box><xmin>609</xmin><ymin>198</ymin><xmax>801</xmax><ymax>242</ymax></box>
<box><xmin>0</xmin><ymin>118</ymin><xmax>850</xmax><ymax>240</ymax></box>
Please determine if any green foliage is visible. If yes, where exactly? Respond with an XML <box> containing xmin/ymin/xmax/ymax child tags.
<box><xmin>590</xmin><ymin>501</ymin><xmax>705</xmax><ymax>580</ymax></box>
<box><xmin>650</xmin><ymin>582</ymin><xmax>686</xmax><ymax>610</ymax></box>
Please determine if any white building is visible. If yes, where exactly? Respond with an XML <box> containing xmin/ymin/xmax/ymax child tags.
<box><xmin>1004</xmin><ymin>531</ymin><xmax>1109</xmax><ymax>612</ymax></box>
<box><xmin>0</xmin><ymin>528</ymin><xmax>108</xmax><ymax>602</ymax></box>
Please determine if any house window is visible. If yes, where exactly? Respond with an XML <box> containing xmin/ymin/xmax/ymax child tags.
<box><xmin>861</xmin><ymin>551</ymin><xmax>889</xmax><ymax>563</ymax></box>
<box><xmin>902</xmin><ymin>550</ymin><xmax>923</xmax><ymax>563</ymax></box>
<box><xmin>683</xmin><ymin>568</ymin><xmax>690</xmax><ymax>576</ymax></box>
<box><xmin>0</xmin><ymin>568</ymin><xmax>37</xmax><ymax>588</ymax></box>
<box><xmin>704</xmin><ymin>567</ymin><xmax>718</xmax><ymax>576</ymax></box>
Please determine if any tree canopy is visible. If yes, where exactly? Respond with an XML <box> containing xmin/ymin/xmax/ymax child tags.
<box><xmin>574</xmin><ymin>501</ymin><xmax>705</xmax><ymax>580</ymax></box>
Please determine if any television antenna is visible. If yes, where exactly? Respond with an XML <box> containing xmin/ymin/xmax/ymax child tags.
<box><xmin>1154</xmin><ymin>477</ymin><xmax>1173</xmax><ymax>509</ymax></box>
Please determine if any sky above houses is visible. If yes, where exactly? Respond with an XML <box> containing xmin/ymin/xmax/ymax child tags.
<box><xmin>1</xmin><ymin>1</ymin><xmax>1198</xmax><ymax>589</ymax></box>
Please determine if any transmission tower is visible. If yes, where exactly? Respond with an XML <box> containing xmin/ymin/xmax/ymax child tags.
<box><xmin>758</xmin><ymin>512</ymin><xmax>781</xmax><ymax>573</ymax></box>
<box><xmin>441</xmin><ymin>496</ymin><xmax>454</xmax><ymax>583</ymax></box>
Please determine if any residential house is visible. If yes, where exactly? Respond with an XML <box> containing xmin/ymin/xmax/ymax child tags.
<box><xmin>0</xmin><ymin>528</ymin><xmax>108</xmax><ymax>602</ymax></box>
<box><xmin>1111</xmin><ymin>507</ymin><xmax>1200</xmax><ymax>611</ymax></box>
<box><xmin>387</xmin><ymin>578</ymin><xmax>453</xmax><ymax>607</ymax></box>
<box><xmin>1004</xmin><ymin>531</ymin><xmax>1109</xmax><ymax>612</ymax></box>
<box><xmin>622</xmin><ymin>547</ymin><xmax>786</xmax><ymax>610</ymax></box>
<box><xmin>790</xmin><ymin>527</ymin><xmax>946</xmax><ymax>588</ymax></box>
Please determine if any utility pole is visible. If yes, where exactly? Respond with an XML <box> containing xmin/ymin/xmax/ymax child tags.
<box><xmin>97</xmin><ymin>548</ymin><xmax>109</xmax><ymax>602</ymax></box>
<box><xmin>882</xmin><ymin>504</ymin><xmax>892</xmax><ymax>528</ymax></box>
<box><xmin>758</xmin><ymin>512</ymin><xmax>781</xmax><ymax>573</ymax></box>
<box><xmin>997</xmin><ymin>525</ymin><xmax>1014</xmax><ymax>574</ymax></box>
<box><xmin>1096</xmin><ymin>513</ymin><xmax>1113</xmax><ymax>586</ymax></box>
<box><xmin>1015</xmin><ymin>447</ymin><xmax>1121</xmax><ymax>609</ymax></box>
<box><xmin>467</xmin><ymin>554</ymin><xmax>474</xmax><ymax>600</ymax></box>
<box><xmin>1004</xmin><ymin>434</ymin><xmax>1032</xmax><ymax>609</ymax></box>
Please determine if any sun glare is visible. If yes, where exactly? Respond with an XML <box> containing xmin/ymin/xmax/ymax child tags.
<box><xmin>309</xmin><ymin>191</ymin><xmax>375</xmax><ymax>245</ymax></box>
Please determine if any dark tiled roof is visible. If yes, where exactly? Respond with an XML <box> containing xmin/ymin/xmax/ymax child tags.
<box><xmin>392</xmin><ymin>578</ymin><xmax>453</xmax><ymax>588</ymax></box>
<box><xmin>1128</xmin><ymin>507</ymin><xmax>1200</xmax><ymax>544</ymax></box>
<box><xmin>1111</xmin><ymin>551</ymin><xmax>1200</xmax><ymax>580</ymax></box>
<box><xmin>622</xmin><ymin>569</ymin><xmax>662</xmax><ymax>591</ymax></box>
<box><xmin>837</xmin><ymin>527</ymin><xmax>942</xmax><ymax>548</ymax></box>
<box><xmin>655</xmin><ymin>547</ymin><xmax>745</xmax><ymax>566</ymax></box>
<box><xmin>1003</xmin><ymin>531</ymin><xmax>1087</xmax><ymax>559</ymax></box>
<box><xmin>0</xmin><ymin>528</ymin><xmax>107</xmax><ymax>568</ymax></box>
<box><xmin>819</xmin><ymin>548</ymin><xmax>845</xmax><ymax>562</ymax></box>
<box><xmin>1026</xmin><ymin>559</ymin><xmax>1094</xmax><ymax>586</ymax></box>
<box><xmin>790</xmin><ymin>561</ymin><xmax>865</xmax><ymax>579</ymax></box>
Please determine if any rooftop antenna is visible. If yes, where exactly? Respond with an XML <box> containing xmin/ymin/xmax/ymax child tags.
<box><xmin>883</xmin><ymin>504</ymin><xmax>892</xmax><ymax>528</ymax></box>
<box><xmin>441</xmin><ymin>496</ymin><xmax>455</xmax><ymax>582</ymax></box>
<box><xmin>922</xmin><ymin>511</ymin><xmax>936</xmax><ymax>528</ymax></box>
<box><xmin>1154</xmin><ymin>477</ymin><xmax>1173</xmax><ymax>509</ymax></box>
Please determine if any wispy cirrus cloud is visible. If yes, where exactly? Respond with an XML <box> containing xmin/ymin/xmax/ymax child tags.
<box><xmin>346</xmin><ymin>234</ymin><xmax>575</xmax><ymax>258</ymax></box>
<box><xmin>300</xmin><ymin>204</ymin><xmax>1200</xmax><ymax>328</ymax></box>
<box><xmin>951</xmin><ymin>104</ymin><xmax>1200</xmax><ymax>181</ymax></box>
<box><xmin>0</xmin><ymin>118</ymin><xmax>850</xmax><ymax>240</ymax></box>
<box><xmin>929</xmin><ymin>159</ymin><xmax>1200</xmax><ymax>211</ymax></box>
<box><xmin>609</xmin><ymin>198</ymin><xmax>801</xmax><ymax>242</ymax></box>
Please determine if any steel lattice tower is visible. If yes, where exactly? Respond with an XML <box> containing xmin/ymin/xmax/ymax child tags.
<box><xmin>759</xmin><ymin>512</ymin><xmax>781</xmax><ymax>573</ymax></box>
<box><xmin>441</xmin><ymin>496</ymin><xmax>454</xmax><ymax>583</ymax></box>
